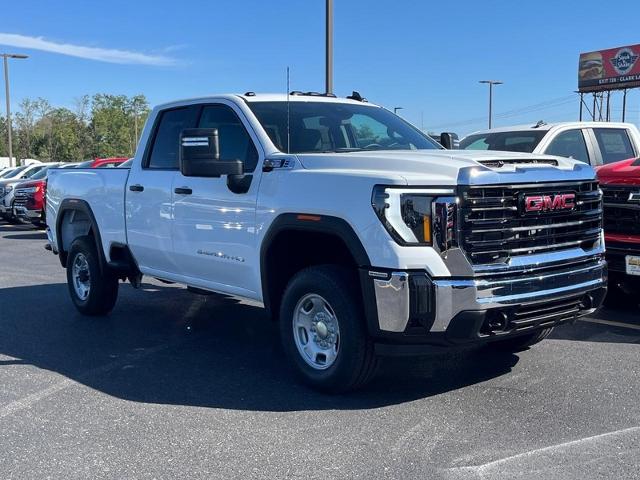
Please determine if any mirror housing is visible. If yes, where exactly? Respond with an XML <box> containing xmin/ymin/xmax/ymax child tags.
<box><xmin>179</xmin><ymin>128</ymin><xmax>243</xmax><ymax>177</ymax></box>
<box><xmin>440</xmin><ymin>132</ymin><xmax>459</xmax><ymax>149</ymax></box>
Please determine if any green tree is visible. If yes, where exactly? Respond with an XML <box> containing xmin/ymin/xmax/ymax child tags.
<box><xmin>91</xmin><ymin>94</ymin><xmax>133</xmax><ymax>157</ymax></box>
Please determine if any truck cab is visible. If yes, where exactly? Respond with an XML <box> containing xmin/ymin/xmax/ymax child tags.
<box><xmin>45</xmin><ymin>93</ymin><xmax>607</xmax><ymax>391</ymax></box>
<box><xmin>460</xmin><ymin>121</ymin><xmax>640</xmax><ymax>167</ymax></box>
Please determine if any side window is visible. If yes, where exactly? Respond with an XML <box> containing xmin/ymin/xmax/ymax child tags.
<box><xmin>198</xmin><ymin>105</ymin><xmax>259</xmax><ymax>173</ymax></box>
<box><xmin>593</xmin><ymin>128</ymin><xmax>636</xmax><ymax>164</ymax></box>
<box><xmin>545</xmin><ymin>129</ymin><xmax>589</xmax><ymax>163</ymax></box>
<box><xmin>147</xmin><ymin>106</ymin><xmax>199</xmax><ymax>169</ymax></box>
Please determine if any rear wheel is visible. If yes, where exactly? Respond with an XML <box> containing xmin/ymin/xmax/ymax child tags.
<box><xmin>66</xmin><ymin>235</ymin><xmax>119</xmax><ymax>316</ymax></box>
<box><xmin>490</xmin><ymin>327</ymin><xmax>554</xmax><ymax>352</ymax></box>
<box><xmin>279</xmin><ymin>265</ymin><xmax>378</xmax><ymax>393</ymax></box>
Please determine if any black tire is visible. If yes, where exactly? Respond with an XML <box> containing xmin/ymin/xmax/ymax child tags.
<box><xmin>279</xmin><ymin>265</ymin><xmax>378</xmax><ymax>393</ymax></box>
<box><xmin>603</xmin><ymin>274</ymin><xmax>638</xmax><ymax>309</ymax></box>
<box><xmin>490</xmin><ymin>327</ymin><xmax>554</xmax><ymax>352</ymax></box>
<box><xmin>6</xmin><ymin>201</ymin><xmax>21</xmax><ymax>224</ymax></box>
<box><xmin>66</xmin><ymin>235</ymin><xmax>119</xmax><ymax>316</ymax></box>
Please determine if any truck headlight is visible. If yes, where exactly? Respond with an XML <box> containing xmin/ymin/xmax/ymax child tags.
<box><xmin>372</xmin><ymin>186</ymin><xmax>454</xmax><ymax>245</ymax></box>
<box><xmin>5</xmin><ymin>186</ymin><xmax>13</xmax><ymax>193</ymax></box>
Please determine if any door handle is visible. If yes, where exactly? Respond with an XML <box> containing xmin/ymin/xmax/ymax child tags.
<box><xmin>174</xmin><ymin>187</ymin><xmax>193</xmax><ymax>195</ymax></box>
<box><xmin>129</xmin><ymin>184</ymin><xmax>144</xmax><ymax>192</ymax></box>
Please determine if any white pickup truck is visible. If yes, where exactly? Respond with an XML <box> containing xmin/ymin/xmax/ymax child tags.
<box><xmin>46</xmin><ymin>93</ymin><xmax>607</xmax><ymax>391</ymax></box>
<box><xmin>460</xmin><ymin>121</ymin><xmax>640</xmax><ymax>167</ymax></box>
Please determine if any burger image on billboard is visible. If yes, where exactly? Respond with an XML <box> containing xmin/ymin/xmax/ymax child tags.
<box><xmin>579</xmin><ymin>52</ymin><xmax>604</xmax><ymax>80</ymax></box>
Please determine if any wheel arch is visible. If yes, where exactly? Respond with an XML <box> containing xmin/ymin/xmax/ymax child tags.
<box><xmin>55</xmin><ymin>199</ymin><xmax>105</xmax><ymax>270</ymax></box>
<box><xmin>260</xmin><ymin>213</ymin><xmax>371</xmax><ymax>320</ymax></box>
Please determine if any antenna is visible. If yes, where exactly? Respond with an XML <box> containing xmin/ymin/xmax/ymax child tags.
<box><xmin>286</xmin><ymin>66</ymin><xmax>291</xmax><ymax>154</ymax></box>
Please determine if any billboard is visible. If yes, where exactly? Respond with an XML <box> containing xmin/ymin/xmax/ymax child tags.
<box><xmin>579</xmin><ymin>44</ymin><xmax>640</xmax><ymax>92</ymax></box>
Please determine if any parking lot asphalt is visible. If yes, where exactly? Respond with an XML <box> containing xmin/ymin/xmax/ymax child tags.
<box><xmin>1</xmin><ymin>222</ymin><xmax>639</xmax><ymax>480</ymax></box>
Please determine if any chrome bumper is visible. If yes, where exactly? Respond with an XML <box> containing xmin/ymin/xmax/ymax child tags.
<box><xmin>372</xmin><ymin>257</ymin><xmax>607</xmax><ymax>333</ymax></box>
<box><xmin>14</xmin><ymin>206</ymin><xmax>41</xmax><ymax>219</ymax></box>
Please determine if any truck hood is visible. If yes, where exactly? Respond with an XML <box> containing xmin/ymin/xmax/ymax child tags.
<box><xmin>294</xmin><ymin>149</ymin><xmax>595</xmax><ymax>185</ymax></box>
<box><xmin>0</xmin><ymin>178</ymin><xmax>27</xmax><ymax>188</ymax></box>
<box><xmin>595</xmin><ymin>157</ymin><xmax>640</xmax><ymax>185</ymax></box>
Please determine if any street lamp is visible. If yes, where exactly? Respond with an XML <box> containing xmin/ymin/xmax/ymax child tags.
<box><xmin>479</xmin><ymin>80</ymin><xmax>503</xmax><ymax>129</ymax></box>
<box><xmin>394</xmin><ymin>107</ymin><xmax>403</xmax><ymax>114</ymax></box>
<box><xmin>2</xmin><ymin>53</ymin><xmax>28</xmax><ymax>168</ymax></box>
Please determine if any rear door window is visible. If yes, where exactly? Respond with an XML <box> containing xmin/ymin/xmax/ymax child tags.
<box><xmin>593</xmin><ymin>128</ymin><xmax>636</xmax><ymax>164</ymax></box>
<box><xmin>544</xmin><ymin>129</ymin><xmax>590</xmax><ymax>163</ymax></box>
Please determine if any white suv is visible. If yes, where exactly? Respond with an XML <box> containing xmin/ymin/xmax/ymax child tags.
<box><xmin>460</xmin><ymin>121</ymin><xmax>640</xmax><ymax>166</ymax></box>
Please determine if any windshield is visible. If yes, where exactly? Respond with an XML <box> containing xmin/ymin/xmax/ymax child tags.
<box><xmin>29</xmin><ymin>166</ymin><xmax>55</xmax><ymax>180</ymax></box>
<box><xmin>248</xmin><ymin>101</ymin><xmax>440</xmax><ymax>153</ymax></box>
<box><xmin>3</xmin><ymin>165</ymin><xmax>29</xmax><ymax>178</ymax></box>
<box><xmin>0</xmin><ymin>168</ymin><xmax>18</xmax><ymax>178</ymax></box>
<box><xmin>460</xmin><ymin>130</ymin><xmax>548</xmax><ymax>153</ymax></box>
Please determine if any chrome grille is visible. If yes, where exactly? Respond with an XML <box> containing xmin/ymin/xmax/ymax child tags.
<box><xmin>601</xmin><ymin>185</ymin><xmax>640</xmax><ymax>235</ymax></box>
<box><xmin>13</xmin><ymin>189</ymin><xmax>29</xmax><ymax>208</ymax></box>
<box><xmin>459</xmin><ymin>181</ymin><xmax>602</xmax><ymax>264</ymax></box>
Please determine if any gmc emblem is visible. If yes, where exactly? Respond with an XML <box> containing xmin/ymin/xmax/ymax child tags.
<box><xmin>523</xmin><ymin>193</ymin><xmax>576</xmax><ymax>213</ymax></box>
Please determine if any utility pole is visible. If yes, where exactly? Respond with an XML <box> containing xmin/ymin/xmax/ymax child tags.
<box><xmin>2</xmin><ymin>53</ymin><xmax>28</xmax><ymax>168</ymax></box>
<box><xmin>479</xmin><ymin>80</ymin><xmax>503</xmax><ymax>129</ymax></box>
<box><xmin>325</xmin><ymin>0</ymin><xmax>333</xmax><ymax>94</ymax></box>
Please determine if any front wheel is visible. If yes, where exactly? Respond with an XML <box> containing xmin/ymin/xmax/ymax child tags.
<box><xmin>6</xmin><ymin>201</ymin><xmax>21</xmax><ymax>224</ymax></box>
<box><xmin>279</xmin><ymin>265</ymin><xmax>378</xmax><ymax>393</ymax></box>
<box><xmin>66</xmin><ymin>235</ymin><xmax>119</xmax><ymax>316</ymax></box>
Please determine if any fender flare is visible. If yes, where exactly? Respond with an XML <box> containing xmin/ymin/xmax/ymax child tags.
<box><xmin>55</xmin><ymin>198</ymin><xmax>106</xmax><ymax>270</ymax></box>
<box><xmin>259</xmin><ymin>213</ymin><xmax>371</xmax><ymax>315</ymax></box>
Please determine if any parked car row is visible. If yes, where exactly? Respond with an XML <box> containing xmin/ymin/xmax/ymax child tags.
<box><xmin>0</xmin><ymin>158</ymin><xmax>130</xmax><ymax>227</ymax></box>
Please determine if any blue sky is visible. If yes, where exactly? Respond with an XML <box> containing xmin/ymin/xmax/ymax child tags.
<box><xmin>2</xmin><ymin>0</ymin><xmax>640</xmax><ymax>135</ymax></box>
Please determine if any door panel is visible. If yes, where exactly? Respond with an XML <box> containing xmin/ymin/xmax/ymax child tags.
<box><xmin>126</xmin><ymin>105</ymin><xmax>200</xmax><ymax>273</ymax></box>
<box><xmin>171</xmin><ymin>176</ymin><xmax>259</xmax><ymax>292</ymax></box>
<box><xmin>126</xmin><ymin>169</ymin><xmax>177</xmax><ymax>273</ymax></box>
<box><xmin>171</xmin><ymin>103</ymin><xmax>262</xmax><ymax>295</ymax></box>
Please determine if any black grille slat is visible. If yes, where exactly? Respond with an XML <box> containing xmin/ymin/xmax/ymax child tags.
<box><xmin>509</xmin><ymin>296</ymin><xmax>584</xmax><ymax>330</ymax></box>
<box><xmin>460</xmin><ymin>181</ymin><xmax>602</xmax><ymax>264</ymax></box>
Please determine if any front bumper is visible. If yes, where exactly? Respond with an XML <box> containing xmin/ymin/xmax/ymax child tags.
<box><xmin>362</xmin><ymin>256</ymin><xmax>607</xmax><ymax>351</ymax></box>
<box><xmin>14</xmin><ymin>206</ymin><xmax>43</xmax><ymax>220</ymax></box>
<box><xmin>605</xmin><ymin>241</ymin><xmax>640</xmax><ymax>274</ymax></box>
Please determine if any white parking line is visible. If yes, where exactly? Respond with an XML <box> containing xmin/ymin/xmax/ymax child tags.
<box><xmin>580</xmin><ymin>318</ymin><xmax>640</xmax><ymax>331</ymax></box>
<box><xmin>446</xmin><ymin>426</ymin><xmax>640</xmax><ymax>479</ymax></box>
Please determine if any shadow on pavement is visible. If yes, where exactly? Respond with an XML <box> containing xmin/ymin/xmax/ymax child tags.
<box><xmin>0</xmin><ymin>282</ymin><xmax>520</xmax><ymax>411</ymax></box>
<box><xmin>0</xmin><ymin>224</ymin><xmax>38</xmax><ymax>233</ymax></box>
<box><xmin>3</xmin><ymin>232</ymin><xmax>47</xmax><ymax>241</ymax></box>
<box><xmin>550</xmin><ymin>305</ymin><xmax>640</xmax><ymax>344</ymax></box>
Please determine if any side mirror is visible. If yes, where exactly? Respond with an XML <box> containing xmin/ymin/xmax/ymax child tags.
<box><xmin>179</xmin><ymin>128</ymin><xmax>243</xmax><ymax>177</ymax></box>
<box><xmin>440</xmin><ymin>132</ymin><xmax>459</xmax><ymax>150</ymax></box>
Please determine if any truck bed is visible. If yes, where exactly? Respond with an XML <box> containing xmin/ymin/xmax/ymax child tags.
<box><xmin>46</xmin><ymin>168</ymin><xmax>130</xmax><ymax>262</ymax></box>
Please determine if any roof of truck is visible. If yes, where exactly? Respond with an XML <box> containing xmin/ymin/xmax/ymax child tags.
<box><xmin>155</xmin><ymin>93</ymin><xmax>378</xmax><ymax>110</ymax></box>
<box><xmin>468</xmin><ymin>121</ymin><xmax>637</xmax><ymax>135</ymax></box>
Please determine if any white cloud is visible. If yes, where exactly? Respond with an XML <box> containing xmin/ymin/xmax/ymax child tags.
<box><xmin>0</xmin><ymin>32</ymin><xmax>177</xmax><ymax>66</ymax></box>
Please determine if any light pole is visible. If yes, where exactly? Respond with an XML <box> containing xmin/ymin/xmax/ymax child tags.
<box><xmin>2</xmin><ymin>53</ymin><xmax>28</xmax><ymax>168</ymax></box>
<box><xmin>325</xmin><ymin>0</ymin><xmax>333</xmax><ymax>95</ymax></box>
<box><xmin>394</xmin><ymin>107</ymin><xmax>403</xmax><ymax>115</ymax></box>
<box><xmin>479</xmin><ymin>80</ymin><xmax>502</xmax><ymax>129</ymax></box>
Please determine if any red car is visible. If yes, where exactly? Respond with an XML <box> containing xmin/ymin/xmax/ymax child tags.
<box><xmin>77</xmin><ymin>157</ymin><xmax>129</xmax><ymax>168</ymax></box>
<box><xmin>13</xmin><ymin>169</ymin><xmax>50</xmax><ymax>227</ymax></box>
<box><xmin>597</xmin><ymin>157</ymin><xmax>640</xmax><ymax>300</ymax></box>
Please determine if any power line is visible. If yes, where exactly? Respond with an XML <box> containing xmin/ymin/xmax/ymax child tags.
<box><xmin>425</xmin><ymin>95</ymin><xmax>576</xmax><ymax>131</ymax></box>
